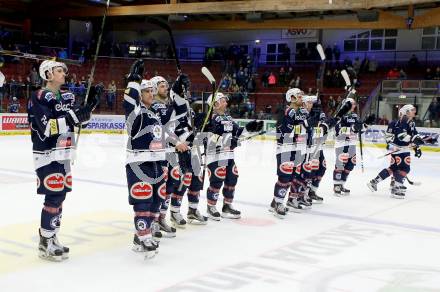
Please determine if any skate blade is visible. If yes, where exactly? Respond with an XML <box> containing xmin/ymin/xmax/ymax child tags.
<box><xmin>144</xmin><ymin>250</ymin><xmax>156</xmax><ymax>260</ymax></box>
<box><xmin>187</xmin><ymin>218</ymin><xmax>208</xmax><ymax>225</ymax></box>
<box><xmin>38</xmin><ymin>251</ymin><xmax>63</xmax><ymax>262</ymax></box>
<box><xmin>366</xmin><ymin>183</ymin><xmax>376</xmax><ymax>192</ymax></box>
<box><xmin>171</xmin><ymin>221</ymin><xmax>187</xmax><ymax>229</ymax></box>
<box><xmin>311</xmin><ymin>200</ymin><xmax>323</xmax><ymax>204</ymax></box>
<box><xmin>161</xmin><ymin>232</ymin><xmax>177</xmax><ymax>238</ymax></box>
<box><xmin>221</xmin><ymin>212</ymin><xmax>241</xmax><ymax>219</ymax></box>
<box><xmin>391</xmin><ymin>194</ymin><xmax>405</xmax><ymax>199</ymax></box>
<box><xmin>207</xmin><ymin>214</ymin><xmax>221</xmax><ymax>221</ymax></box>
<box><xmin>286</xmin><ymin>206</ymin><xmax>303</xmax><ymax>213</ymax></box>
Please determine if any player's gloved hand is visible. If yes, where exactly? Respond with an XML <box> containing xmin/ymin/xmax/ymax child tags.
<box><xmin>65</xmin><ymin>105</ymin><xmax>91</xmax><ymax>127</ymax></box>
<box><xmin>230</xmin><ymin>136</ymin><xmax>241</xmax><ymax>149</ymax></box>
<box><xmin>85</xmin><ymin>88</ymin><xmax>99</xmax><ymax>111</ymax></box>
<box><xmin>352</xmin><ymin>121</ymin><xmax>363</xmax><ymax>133</ymax></box>
<box><xmin>245</xmin><ymin>120</ymin><xmax>264</xmax><ymax>132</ymax></box>
<box><xmin>176</xmin><ymin>141</ymin><xmax>190</xmax><ymax>153</ymax></box>
<box><xmin>126</xmin><ymin>59</ymin><xmax>144</xmax><ymax>83</ymax></box>
<box><xmin>319</xmin><ymin>122</ymin><xmax>329</xmax><ymax>136</ymax></box>
<box><xmin>172</xmin><ymin>74</ymin><xmax>190</xmax><ymax>98</ymax></box>
<box><xmin>335</xmin><ymin>99</ymin><xmax>352</xmax><ymax>118</ymax></box>
<box><xmin>364</xmin><ymin>114</ymin><xmax>376</xmax><ymax>125</ymax></box>
<box><xmin>414</xmin><ymin>146</ymin><xmax>422</xmax><ymax>158</ymax></box>
<box><xmin>412</xmin><ymin>135</ymin><xmax>424</xmax><ymax>147</ymax></box>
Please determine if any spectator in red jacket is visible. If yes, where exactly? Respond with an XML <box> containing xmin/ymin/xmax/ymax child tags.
<box><xmin>386</xmin><ymin>67</ymin><xmax>400</xmax><ymax>79</ymax></box>
<box><xmin>268</xmin><ymin>72</ymin><xmax>277</xmax><ymax>87</ymax></box>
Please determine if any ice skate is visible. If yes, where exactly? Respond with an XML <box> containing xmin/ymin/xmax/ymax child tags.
<box><xmin>187</xmin><ymin>208</ymin><xmax>208</xmax><ymax>225</ymax></box>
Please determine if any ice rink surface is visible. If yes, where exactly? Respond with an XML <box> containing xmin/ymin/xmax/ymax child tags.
<box><xmin>1</xmin><ymin>134</ymin><xmax>440</xmax><ymax>292</ymax></box>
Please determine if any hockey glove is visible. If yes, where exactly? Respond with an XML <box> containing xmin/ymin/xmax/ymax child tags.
<box><xmin>352</xmin><ymin>121</ymin><xmax>363</xmax><ymax>133</ymax></box>
<box><xmin>364</xmin><ymin>114</ymin><xmax>376</xmax><ymax>125</ymax></box>
<box><xmin>126</xmin><ymin>59</ymin><xmax>144</xmax><ymax>83</ymax></box>
<box><xmin>230</xmin><ymin>136</ymin><xmax>241</xmax><ymax>149</ymax></box>
<box><xmin>65</xmin><ymin>105</ymin><xmax>91</xmax><ymax>127</ymax></box>
<box><xmin>245</xmin><ymin>120</ymin><xmax>264</xmax><ymax>132</ymax></box>
<box><xmin>412</xmin><ymin>135</ymin><xmax>425</xmax><ymax>147</ymax></box>
<box><xmin>335</xmin><ymin>100</ymin><xmax>352</xmax><ymax>118</ymax></box>
<box><xmin>172</xmin><ymin>74</ymin><xmax>191</xmax><ymax>98</ymax></box>
<box><xmin>319</xmin><ymin>122</ymin><xmax>329</xmax><ymax>136</ymax></box>
<box><xmin>84</xmin><ymin>87</ymin><xmax>99</xmax><ymax>111</ymax></box>
<box><xmin>414</xmin><ymin>147</ymin><xmax>422</xmax><ymax>158</ymax></box>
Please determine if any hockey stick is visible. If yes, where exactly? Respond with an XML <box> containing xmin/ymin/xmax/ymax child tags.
<box><xmin>74</xmin><ymin>0</ymin><xmax>110</xmax><ymax>162</ymax></box>
<box><xmin>406</xmin><ymin>176</ymin><xmax>421</xmax><ymax>186</ymax></box>
<box><xmin>238</xmin><ymin>130</ymin><xmax>267</xmax><ymax>142</ymax></box>
<box><xmin>0</xmin><ymin>49</ymin><xmax>82</xmax><ymax>65</ymax></box>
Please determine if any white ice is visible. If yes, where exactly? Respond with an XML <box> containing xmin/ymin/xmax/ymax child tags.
<box><xmin>1</xmin><ymin>134</ymin><xmax>440</xmax><ymax>292</ymax></box>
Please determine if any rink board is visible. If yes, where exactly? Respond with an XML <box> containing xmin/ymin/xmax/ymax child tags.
<box><xmin>1</xmin><ymin>113</ymin><xmax>439</xmax><ymax>151</ymax></box>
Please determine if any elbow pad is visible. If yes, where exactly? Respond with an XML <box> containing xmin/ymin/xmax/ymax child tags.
<box><xmin>397</xmin><ymin>133</ymin><xmax>411</xmax><ymax>143</ymax></box>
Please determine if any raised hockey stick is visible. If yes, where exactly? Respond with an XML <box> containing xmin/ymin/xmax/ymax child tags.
<box><xmin>0</xmin><ymin>49</ymin><xmax>82</xmax><ymax>65</ymax></box>
<box><xmin>238</xmin><ymin>130</ymin><xmax>267</xmax><ymax>142</ymax></box>
<box><xmin>74</xmin><ymin>0</ymin><xmax>110</xmax><ymax>162</ymax></box>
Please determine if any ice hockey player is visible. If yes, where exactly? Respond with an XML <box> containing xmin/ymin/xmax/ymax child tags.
<box><xmin>303</xmin><ymin>100</ymin><xmax>333</xmax><ymax>204</ymax></box>
<box><xmin>333</xmin><ymin>98</ymin><xmax>374</xmax><ymax>196</ymax></box>
<box><xmin>205</xmin><ymin>92</ymin><xmax>263</xmax><ymax>220</ymax></box>
<box><xmin>168</xmin><ymin>108</ymin><xmax>208</xmax><ymax>228</ymax></box>
<box><xmin>149</xmin><ymin>74</ymin><xmax>190</xmax><ymax>238</ymax></box>
<box><xmin>28</xmin><ymin>60</ymin><xmax>97</xmax><ymax>261</ymax></box>
<box><xmin>269</xmin><ymin>88</ymin><xmax>308</xmax><ymax>217</ymax></box>
<box><xmin>367</xmin><ymin>104</ymin><xmax>424</xmax><ymax>198</ymax></box>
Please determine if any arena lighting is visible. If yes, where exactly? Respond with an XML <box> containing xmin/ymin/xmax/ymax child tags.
<box><xmin>255</xmin><ymin>39</ymin><xmax>261</xmax><ymax>44</ymax></box>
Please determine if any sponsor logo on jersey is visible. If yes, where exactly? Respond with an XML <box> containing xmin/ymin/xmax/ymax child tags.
<box><xmin>395</xmin><ymin>156</ymin><xmax>402</xmax><ymax>165</ymax></box>
<box><xmin>232</xmin><ymin>165</ymin><xmax>239</xmax><ymax>176</ymax></box>
<box><xmin>404</xmin><ymin>156</ymin><xmax>411</xmax><ymax>165</ymax></box>
<box><xmin>36</xmin><ymin>177</ymin><xmax>40</xmax><ymax>189</ymax></box>
<box><xmin>171</xmin><ymin>166</ymin><xmax>181</xmax><ymax>180</ymax></box>
<box><xmin>295</xmin><ymin>164</ymin><xmax>302</xmax><ymax>174</ymax></box>
<box><xmin>207</xmin><ymin>169</ymin><xmax>211</xmax><ymax>178</ymax></box>
<box><xmin>279</xmin><ymin>162</ymin><xmax>294</xmax><ymax>174</ymax></box>
<box><xmin>338</xmin><ymin>153</ymin><xmax>349</xmax><ymax>163</ymax></box>
<box><xmin>55</xmin><ymin>103</ymin><xmax>71</xmax><ymax>112</ymax></box>
<box><xmin>65</xmin><ymin>173</ymin><xmax>72</xmax><ymax>188</ymax></box>
<box><xmin>59</xmin><ymin>138</ymin><xmax>72</xmax><ymax>148</ymax></box>
<box><xmin>43</xmin><ymin>173</ymin><xmax>65</xmax><ymax>192</ymax></box>
<box><xmin>183</xmin><ymin>173</ymin><xmax>192</xmax><ymax>186</ymax></box>
<box><xmin>311</xmin><ymin>159</ymin><xmax>320</xmax><ymax>170</ymax></box>
<box><xmin>390</xmin><ymin>156</ymin><xmax>395</xmax><ymax>165</ymax></box>
<box><xmin>322</xmin><ymin>159</ymin><xmax>327</xmax><ymax>168</ymax></box>
<box><xmin>152</xmin><ymin>125</ymin><xmax>162</xmax><ymax>140</ymax></box>
<box><xmin>303</xmin><ymin>162</ymin><xmax>312</xmax><ymax>172</ymax></box>
<box><xmin>214</xmin><ymin>167</ymin><xmax>227</xmax><ymax>179</ymax></box>
<box><xmin>130</xmin><ymin>182</ymin><xmax>153</xmax><ymax>199</ymax></box>
<box><xmin>158</xmin><ymin>183</ymin><xmax>167</xmax><ymax>200</ymax></box>
<box><xmin>162</xmin><ymin>167</ymin><xmax>169</xmax><ymax>181</ymax></box>
<box><xmin>50</xmin><ymin>215</ymin><xmax>60</xmax><ymax>229</ymax></box>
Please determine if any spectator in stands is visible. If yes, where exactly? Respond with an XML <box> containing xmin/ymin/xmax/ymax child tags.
<box><xmin>427</xmin><ymin>97</ymin><xmax>439</xmax><ymax>127</ymax></box>
<box><xmin>399</xmin><ymin>68</ymin><xmax>407</xmax><ymax>80</ymax></box>
<box><xmin>360</xmin><ymin>57</ymin><xmax>369</xmax><ymax>74</ymax></box>
<box><xmin>386</xmin><ymin>67</ymin><xmax>400</xmax><ymax>79</ymax></box>
<box><xmin>408</xmin><ymin>54</ymin><xmax>419</xmax><ymax>69</ymax></box>
<box><xmin>107</xmin><ymin>80</ymin><xmax>116</xmax><ymax>111</ymax></box>
<box><xmin>333</xmin><ymin>44</ymin><xmax>341</xmax><ymax>62</ymax></box>
<box><xmin>343</xmin><ymin>57</ymin><xmax>352</xmax><ymax>68</ymax></box>
<box><xmin>434</xmin><ymin>67</ymin><xmax>440</xmax><ymax>80</ymax></box>
<box><xmin>332</xmin><ymin>69</ymin><xmax>342</xmax><ymax>88</ymax></box>
<box><xmin>291</xmin><ymin>76</ymin><xmax>301</xmax><ymax>89</ymax></box>
<box><xmin>221</xmin><ymin>74</ymin><xmax>232</xmax><ymax>90</ymax></box>
<box><xmin>58</xmin><ymin>48</ymin><xmax>68</xmax><ymax>59</ymax></box>
<box><xmin>278</xmin><ymin>67</ymin><xmax>286</xmax><ymax>86</ymax></box>
<box><xmin>327</xmin><ymin>95</ymin><xmax>336</xmax><ymax>111</ymax></box>
<box><xmin>368</xmin><ymin>56</ymin><xmax>378</xmax><ymax>73</ymax></box>
<box><xmin>29</xmin><ymin>67</ymin><xmax>39</xmax><ymax>88</ymax></box>
<box><xmin>352</xmin><ymin>57</ymin><xmax>361</xmax><ymax>75</ymax></box>
<box><xmin>324</xmin><ymin>69</ymin><xmax>333</xmax><ymax>87</ymax></box>
<box><xmin>286</xmin><ymin>66</ymin><xmax>294</xmax><ymax>84</ymax></box>
<box><xmin>324</xmin><ymin>45</ymin><xmax>333</xmax><ymax>63</ymax></box>
<box><xmin>261</xmin><ymin>70</ymin><xmax>270</xmax><ymax>88</ymax></box>
<box><xmin>378</xmin><ymin>115</ymin><xmax>389</xmax><ymax>125</ymax></box>
<box><xmin>268</xmin><ymin>72</ymin><xmax>277</xmax><ymax>87</ymax></box>
<box><xmin>247</xmin><ymin>75</ymin><xmax>256</xmax><ymax>93</ymax></box>
<box><xmin>8</xmin><ymin>96</ymin><xmax>20</xmax><ymax>113</ymax></box>
<box><xmin>424</xmin><ymin>68</ymin><xmax>433</xmax><ymax>80</ymax></box>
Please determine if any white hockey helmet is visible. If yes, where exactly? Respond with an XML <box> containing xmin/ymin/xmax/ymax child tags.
<box><xmin>140</xmin><ymin>79</ymin><xmax>154</xmax><ymax>91</ymax></box>
<box><xmin>302</xmin><ymin>95</ymin><xmax>318</xmax><ymax>104</ymax></box>
<box><xmin>285</xmin><ymin>88</ymin><xmax>304</xmax><ymax>103</ymax></box>
<box><xmin>207</xmin><ymin>92</ymin><xmax>228</xmax><ymax>104</ymax></box>
<box><xmin>39</xmin><ymin>60</ymin><xmax>68</xmax><ymax>81</ymax></box>
<box><xmin>150</xmin><ymin>75</ymin><xmax>168</xmax><ymax>95</ymax></box>
<box><xmin>399</xmin><ymin>104</ymin><xmax>416</xmax><ymax>117</ymax></box>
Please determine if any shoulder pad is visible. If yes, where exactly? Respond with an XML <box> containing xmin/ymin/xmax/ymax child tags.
<box><xmin>43</xmin><ymin>91</ymin><xmax>55</xmax><ymax>102</ymax></box>
<box><xmin>214</xmin><ymin>115</ymin><xmax>222</xmax><ymax>122</ymax></box>
<box><xmin>61</xmin><ymin>91</ymin><xmax>75</xmax><ymax>100</ymax></box>
<box><xmin>286</xmin><ymin>108</ymin><xmax>295</xmax><ymax>118</ymax></box>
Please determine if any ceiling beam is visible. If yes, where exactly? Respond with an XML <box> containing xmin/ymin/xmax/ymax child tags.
<box><xmin>171</xmin><ymin>9</ymin><xmax>440</xmax><ymax>30</ymax></box>
<box><xmin>48</xmin><ymin>0</ymin><xmax>439</xmax><ymax>18</ymax></box>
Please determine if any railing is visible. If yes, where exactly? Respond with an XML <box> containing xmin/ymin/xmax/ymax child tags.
<box><xmin>381</xmin><ymin>79</ymin><xmax>440</xmax><ymax>95</ymax></box>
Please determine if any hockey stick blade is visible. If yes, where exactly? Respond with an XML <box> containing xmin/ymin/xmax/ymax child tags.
<box><xmin>316</xmin><ymin>44</ymin><xmax>326</xmax><ymax>61</ymax></box>
<box><xmin>341</xmin><ymin>69</ymin><xmax>351</xmax><ymax>87</ymax></box>
<box><xmin>201</xmin><ymin>67</ymin><xmax>216</xmax><ymax>84</ymax></box>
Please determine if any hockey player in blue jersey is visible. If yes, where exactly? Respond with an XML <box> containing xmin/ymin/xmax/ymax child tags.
<box><xmin>205</xmin><ymin>92</ymin><xmax>263</xmax><ymax>221</ymax></box>
<box><xmin>367</xmin><ymin>104</ymin><xmax>423</xmax><ymax>198</ymax></box>
<box><xmin>332</xmin><ymin>98</ymin><xmax>375</xmax><ymax>196</ymax></box>
<box><xmin>27</xmin><ymin>60</ymin><xmax>96</xmax><ymax>261</ymax></box>
<box><xmin>269</xmin><ymin>88</ymin><xmax>311</xmax><ymax>217</ymax></box>
<box><xmin>148</xmin><ymin>74</ymin><xmax>190</xmax><ymax>238</ymax></box>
